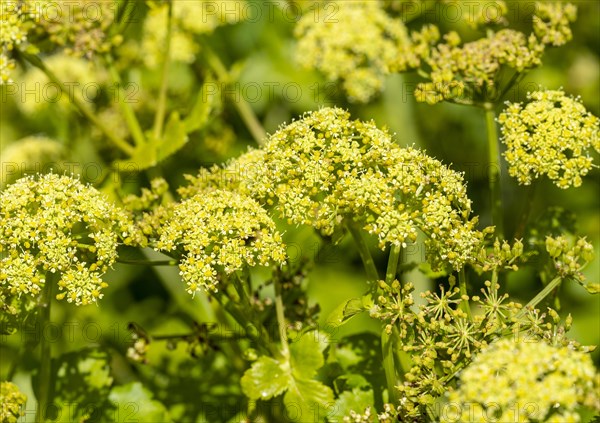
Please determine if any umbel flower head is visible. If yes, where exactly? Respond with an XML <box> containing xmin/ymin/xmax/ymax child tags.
<box><xmin>443</xmin><ymin>338</ymin><xmax>600</xmax><ymax>423</ymax></box>
<box><xmin>253</xmin><ymin>107</ymin><xmax>482</xmax><ymax>270</ymax></box>
<box><xmin>157</xmin><ymin>189</ymin><xmax>286</xmax><ymax>294</ymax></box>
<box><xmin>142</xmin><ymin>0</ymin><xmax>246</xmax><ymax>68</ymax></box>
<box><xmin>294</xmin><ymin>1</ymin><xmax>417</xmax><ymax>103</ymax></box>
<box><xmin>0</xmin><ymin>174</ymin><xmax>133</xmax><ymax>309</ymax></box>
<box><xmin>499</xmin><ymin>89</ymin><xmax>600</xmax><ymax>189</ymax></box>
<box><xmin>0</xmin><ymin>0</ymin><xmax>42</xmax><ymax>84</ymax></box>
<box><xmin>36</xmin><ymin>0</ymin><xmax>120</xmax><ymax>58</ymax></box>
<box><xmin>415</xmin><ymin>29</ymin><xmax>544</xmax><ymax>105</ymax></box>
<box><xmin>0</xmin><ymin>381</ymin><xmax>27</xmax><ymax>423</ymax></box>
<box><xmin>533</xmin><ymin>2</ymin><xmax>577</xmax><ymax>47</ymax></box>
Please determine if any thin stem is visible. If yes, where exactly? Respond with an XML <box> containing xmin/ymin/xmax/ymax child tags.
<box><xmin>21</xmin><ymin>52</ymin><xmax>134</xmax><ymax>156</ymax></box>
<box><xmin>152</xmin><ymin>1</ymin><xmax>172</xmax><ymax>140</ymax></box>
<box><xmin>274</xmin><ymin>269</ymin><xmax>289</xmax><ymax>356</ymax></box>
<box><xmin>36</xmin><ymin>273</ymin><xmax>55</xmax><ymax>423</ymax></box>
<box><xmin>104</xmin><ymin>55</ymin><xmax>146</xmax><ymax>146</ymax></box>
<box><xmin>458</xmin><ymin>269</ymin><xmax>473</xmax><ymax>322</ymax></box>
<box><xmin>202</xmin><ymin>46</ymin><xmax>267</xmax><ymax>145</ymax></box>
<box><xmin>346</xmin><ymin>221</ymin><xmax>380</xmax><ymax>282</ymax></box>
<box><xmin>213</xmin><ymin>291</ymin><xmax>272</xmax><ymax>356</ymax></box>
<box><xmin>517</xmin><ymin>276</ymin><xmax>563</xmax><ymax>319</ymax></box>
<box><xmin>385</xmin><ymin>244</ymin><xmax>401</xmax><ymax>285</ymax></box>
<box><xmin>381</xmin><ymin>330</ymin><xmax>398</xmax><ymax>404</ymax></box>
<box><xmin>514</xmin><ymin>183</ymin><xmax>537</xmax><ymax>240</ymax></box>
<box><xmin>116</xmin><ymin>258</ymin><xmax>177</xmax><ymax>266</ymax></box>
<box><xmin>484</xmin><ymin>103</ymin><xmax>504</xmax><ymax>238</ymax></box>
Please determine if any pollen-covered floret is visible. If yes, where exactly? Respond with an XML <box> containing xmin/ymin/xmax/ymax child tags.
<box><xmin>254</xmin><ymin>107</ymin><xmax>482</xmax><ymax>270</ymax></box>
<box><xmin>0</xmin><ymin>173</ymin><xmax>133</xmax><ymax>307</ymax></box>
<box><xmin>443</xmin><ymin>338</ymin><xmax>600</xmax><ymax>423</ymax></box>
<box><xmin>294</xmin><ymin>1</ymin><xmax>419</xmax><ymax>103</ymax></box>
<box><xmin>499</xmin><ymin>90</ymin><xmax>600</xmax><ymax>189</ymax></box>
<box><xmin>156</xmin><ymin>189</ymin><xmax>286</xmax><ymax>294</ymax></box>
<box><xmin>0</xmin><ymin>381</ymin><xmax>27</xmax><ymax>423</ymax></box>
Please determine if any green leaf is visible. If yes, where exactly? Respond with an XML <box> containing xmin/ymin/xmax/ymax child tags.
<box><xmin>108</xmin><ymin>382</ymin><xmax>171</xmax><ymax>422</ymax></box>
<box><xmin>114</xmin><ymin>111</ymin><xmax>188</xmax><ymax>170</ymax></box>
<box><xmin>115</xmin><ymin>138</ymin><xmax>159</xmax><ymax>170</ymax></box>
<box><xmin>289</xmin><ymin>331</ymin><xmax>328</xmax><ymax>379</ymax></box>
<box><xmin>184</xmin><ymin>78</ymin><xmax>220</xmax><ymax>133</ymax></box>
<box><xmin>156</xmin><ymin>111</ymin><xmax>188</xmax><ymax>162</ymax></box>
<box><xmin>325</xmin><ymin>298</ymin><xmax>365</xmax><ymax>330</ymax></box>
<box><xmin>240</xmin><ymin>356</ymin><xmax>291</xmax><ymax>400</ymax></box>
<box><xmin>330</xmin><ymin>388</ymin><xmax>374</xmax><ymax>422</ymax></box>
<box><xmin>41</xmin><ymin>348</ymin><xmax>113</xmax><ymax>422</ymax></box>
<box><xmin>284</xmin><ymin>379</ymin><xmax>335</xmax><ymax>422</ymax></box>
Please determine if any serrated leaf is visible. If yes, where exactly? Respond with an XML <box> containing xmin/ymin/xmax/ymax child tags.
<box><xmin>108</xmin><ymin>382</ymin><xmax>171</xmax><ymax>422</ymax></box>
<box><xmin>289</xmin><ymin>331</ymin><xmax>328</xmax><ymax>379</ymax></box>
<box><xmin>330</xmin><ymin>388</ymin><xmax>374</xmax><ymax>422</ymax></box>
<box><xmin>284</xmin><ymin>379</ymin><xmax>334</xmax><ymax>423</ymax></box>
<box><xmin>325</xmin><ymin>298</ymin><xmax>365</xmax><ymax>330</ymax></box>
<box><xmin>333</xmin><ymin>374</ymin><xmax>370</xmax><ymax>392</ymax></box>
<box><xmin>240</xmin><ymin>356</ymin><xmax>291</xmax><ymax>400</ymax></box>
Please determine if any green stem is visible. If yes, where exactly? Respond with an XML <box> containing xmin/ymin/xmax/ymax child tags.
<box><xmin>104</xmin><ymin>55</ymin><xmax>146</xmax><ymax>146</ymax></box>
<box><xmin>514</xmin><ymin>183</ymin><xmax>537</xmax><ymax>240</ymax></box>
<box><xmin>346</xmin><ymin>221</ymin><xmax>379</xmax><ymax>282</ymax></box>
<box><xmin>385</xmin><ymin>244</ymin><xmax>401</xmax><ymax>285</ymax></box>
<box><xmin>484</xmin><ymin>103</ymin><xmax>504</xmax><ymax>238</ymax></box>
<box><xmin>202</xmin><ymin>46</ymin><xmax>267</xmax><ymax>145</ymax></box>
<box><xmin>36</xmin><ymin>273</ymin><xmax>55</xmax><ymax>423</ymax></box>
<box><xmin>21</xmin><ymin>52</ymin><xmax>134</xmax><ymax>156</ymax></box>
<box><xmin>152</xmin><ymin>1</ymin><xmax>172</xmax><ymax>140</ymax></box>
<box><xmin>273</xmin><ymin>269</ymin><xmax>289</xmax><ymax>356</ymax></box>
<box><xmin>517</xmin><ymin>276</ymin><xmax>563</xmax><ymax>319</ymax></box>
<box><xmin>381</xmin><ymin>330</ymin><xmax>398</xmax><ymax>404</ymax></box>
<box><xmin>116</xmin><ymin>258</ymin><xmax>177</xmax><ymax>266</ymax></box>
<box><xmin>458</xmin><ymin>269</ymin><xmax>473</xmax><ymax>322</ymax></box>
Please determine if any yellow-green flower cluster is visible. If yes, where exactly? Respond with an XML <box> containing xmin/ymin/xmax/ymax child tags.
<box><xmin>443</xmin><ymin>338</ymin><xmax>600</xmax><ymax>423</ymax></box>
<box><xmin>254</xmin><ymin>107</ymin><xmax>481</xmax><ymax>270</ymax></box>
<box><xmin>546</xmin><ymin>235</ymin><xmax>595</xmax><ymax>283</ymax></box>
<box><xmin>463</xmin><ymin>1</ymin><xmax>508</xmax><ymax>28</ymax></box>
<box><xmin>0</xmin><ymin>136</ymin><xmax>66</xmax><ymax>187</ymax></box>
<box><xmin>499</xmin><ymin>90</ymin><xmax>600</xmax><ymax>189</ymax></box>
<box><xmin>533</xmin><ymin>2</ymin><xmax>577</xmax><ymax>47</ymax></box>
<box><xmin>369</xmin><ymin>275</ymin><xmax>586</xmax><ymax>420</ymax></box>
<box><xmin>294</xmin><ymin>1</ymin><xmax>416</xmax><ymax>103</ymax></box>
<box><xmin>415</xmin><ymin>29</ymin><xmax>544</xmax><ymax>104</ymax></box>
<box><xmin>0</xmin><ymin>0</ymin><xmax>41</xmax><ymax>84</ymax></box>
<box><xmin>0</xmin><ymin>381</ymin><xmax>27</xmax><ymax>423</ymax></box>
<box><xmin>122</xmin><ymin>178</ymin><xmax>173</xmax><ymax>247</ymax></box>
<box><xmin>179</xmin><ymin>147</ymin><xmax>268</xmax><ymax>200</ymax></box>
<box><xmin>0</xmin><ymin>174</ymin><xmax>133</xmax><ymax>307</ymax></box>
<box><xmin>156</xmin><ymin>189</ymin><xmax>286</xmax><ymax>294</ymax></box>
<box><xmin>142</xmin><ymin>0</ymin><xmax>246</xmax><ymax>68</ymax></box>
<box><xmin>37</xmin><ymin>0</ymin><xmax>119</xmax><ymax>58</ymax></box>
